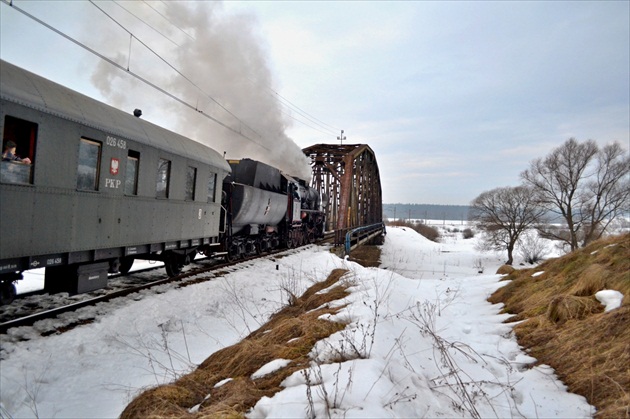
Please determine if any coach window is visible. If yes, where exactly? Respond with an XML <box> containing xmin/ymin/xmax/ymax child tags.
<box><xmin>207</xmin><ymin>172</ymin><xmax>217</xmax><ymax>203</ymax></box>
<box><xmin>77</xmin><ymin>138</ymin><xmax>101</xmax><ymax>191</ymax></box>
<box><xmin>1</xmin><ymin>115</ymin><xmax>37</xmax><ymax>185</ymax></box>
<box><xmin>125</xmin><ymin>150</ymin><xmax>140</xmax><ymax>195</ymax></box>
<box><xmin>186</xmin><ymin>166</ymin><xmax>197</xmax><ymax>200</ymax></box>
<box><xmin>156</xmin><ymin>158</ymin><xmax>171</xmax><ymax>199</ymax></box>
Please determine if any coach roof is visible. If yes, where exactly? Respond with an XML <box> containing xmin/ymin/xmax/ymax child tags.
<box><xmin>0</xmin><ymin>60</ymin><xmax>230</xmax><ymax>173</ymax></box>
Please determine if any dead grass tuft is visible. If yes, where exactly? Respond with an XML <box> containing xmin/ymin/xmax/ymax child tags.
<box><xmin>120</xmin><ymin>269</ymin><xmax>352</xmax><ymax>419</ymax></box>
<box><xmin>490</xmin><ymin>233</ymin><xmax>630</xmax><ymax>419</ymax></box>
<box><xmin>496</xmin><ymin>265</ymin><xmax>515</xmax><ymax>275</ymax></box>
<box><xmin>121</xmin><ymin>384</ymin><xmax>197</xmax><ymax>419</ymax></box>
<box><xmin>569</xmin><ymin>264</ymin><xmax>608</xmax><ymax>296</ymax></box>
<box><xmin>546</xmin><ymin>295</ymin><xmax>603</xmax><ymax>324</ymax></box>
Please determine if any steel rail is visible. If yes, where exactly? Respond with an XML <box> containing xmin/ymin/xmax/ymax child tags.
<box><xmin>0</xmin><ymin>230</ymin><xmax>353</xmax><ymax>334</ymax></box>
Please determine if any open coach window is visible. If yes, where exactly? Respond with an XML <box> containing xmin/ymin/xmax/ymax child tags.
<box><xmin>1</xmin><ymin>115</ymin><xmax>37</xmax><ymax>184</ymax></box>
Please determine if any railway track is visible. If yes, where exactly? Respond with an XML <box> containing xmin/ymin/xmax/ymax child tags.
<box><xmin>0</xmin><ymin>238</ymin><xmax>335</xmax><ymax>335</ymax></box>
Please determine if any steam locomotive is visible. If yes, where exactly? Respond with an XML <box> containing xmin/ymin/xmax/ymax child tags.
<box><xmin>0</xmin><ymin>60</ymin><xmax>325</xmax><ymax>304</ymax></box>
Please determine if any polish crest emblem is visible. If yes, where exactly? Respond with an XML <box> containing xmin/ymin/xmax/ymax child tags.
<box><xmin>110</xmin><ymin>158</ymin><xmax>120</xmax><ymax>175</ymax></box>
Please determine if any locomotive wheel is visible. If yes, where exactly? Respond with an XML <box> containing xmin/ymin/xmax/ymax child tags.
<box><xmin>0</xmin><ymin>281</ymin><xmax>17</xmax><ymax>305</ymax></box>
<box><xmin>118</xmin><ymin>257</ymin><xmax>134</xmax><ymax>275</ymax></box>
<box><xmin>164</xmin><ymin>254</ymin><xmax>182</xmax><ymax>277</ymax></box>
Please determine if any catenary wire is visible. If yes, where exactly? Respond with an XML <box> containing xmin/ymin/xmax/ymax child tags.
<box><xmin>1</xmin><ymin>0</ymin><xmax>273</xmax><ymax>152</ymax></box>
<box><xmin>135</xmin><ymin>1</ymin><xmax>341</xmax><ymax>136</ymax></box>
<box><xmin>112</xmin><ymin>0</ymin><xmax>180</xmax><ymax>47</ymax></box>
<box><xmin>88</xmin><ymin>0</ymin><xmax>265</xmax><ymax>141</ymax></box>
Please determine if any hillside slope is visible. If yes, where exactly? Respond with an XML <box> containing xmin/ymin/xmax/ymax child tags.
<box><xmin>489</xmin><ymin>233</ymin><xmax>629</xmax><ymax>418</ymax></box>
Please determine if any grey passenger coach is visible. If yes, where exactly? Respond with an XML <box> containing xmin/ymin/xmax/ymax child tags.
<box><xmin>0</xmin><ymin>60</ymin><xmax>230</xmax><ymax>303</ymax></box>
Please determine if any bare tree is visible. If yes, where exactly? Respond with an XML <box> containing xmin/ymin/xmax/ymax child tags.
<box><xmin>521</xmin><ymin>138</ymin><xmax>629</xmax><ymax>250</ymax></box>
<box><xmin>469</xmin><ymin>186</ymin><xmax>546</xmax><ymax>265</ymax></box>
<box><xmin>580</xmin><ymin>142</ymin><xmax>630</xmax><ymax>245</ymax></box>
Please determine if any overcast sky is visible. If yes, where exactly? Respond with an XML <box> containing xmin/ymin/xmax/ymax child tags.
<box><xmin>1</xmin><ymin>1</ymin><xmax>628</xmax><ymax>205</ymax></box>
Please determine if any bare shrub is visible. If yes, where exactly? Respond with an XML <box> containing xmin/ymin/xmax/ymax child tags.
<box><xmin>517</xmin><ymin>232</ymin><xmax>549</xmax><ymax>264</ymax></box>
<box><xmin>473</xmin><ymin>259</ymin><xmax>484</xmax><ymax>274</ymax></box>
<box><xmin>386</xmin><ymin>220</ymin><xmax>440</xmax><ymax>242</ymax></box>
<box><xmin>415</xmin><ymin>223</ymin><xmax>440</xmax><ymax>242</ymax></box>
<box><xmin>462</xmin><ymin>228</ymin><xmax>474</xmax><ymax>239</ymax></box>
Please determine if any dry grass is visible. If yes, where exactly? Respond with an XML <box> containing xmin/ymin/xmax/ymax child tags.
<box><xmin>546</xmin><ymin>295</ymin><xmax>603</xmax><ymax>323</ymax></box>
<box><xmin>348</xmin><ymin>244</ymin><xmax>381</xmax><ymax>268</ymax></box>
<box><xmin>489</xmin><ymin>233</ymin><xmax>630</xmax><ymax>418</ymax></box>
<box><xmin>120</xmin><ymin>268</ymin><xmax>352</xmax><ymax>419</ymax></box>
<box><xmin>496</xmin><ymin>264</ymin><xmax>515</xmax><ymax>275</ymax></box>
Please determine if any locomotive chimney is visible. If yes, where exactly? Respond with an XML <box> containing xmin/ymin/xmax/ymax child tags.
<box><xmin>133</xmin><ymin>109</ymin><xmax>142</xmax><ymax>118</ymax></box>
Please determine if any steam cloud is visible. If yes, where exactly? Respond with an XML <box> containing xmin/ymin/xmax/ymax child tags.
<box><xmin>90</xmin><ymin>2</ymin><xmax>312</xmax><ymax>180</ymax></box>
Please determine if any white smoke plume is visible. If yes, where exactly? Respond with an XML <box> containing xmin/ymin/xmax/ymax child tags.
<box><xmin>89</xmin><ymin>1</ymin><xmax>312</xmax><ymax>180</ymax></box>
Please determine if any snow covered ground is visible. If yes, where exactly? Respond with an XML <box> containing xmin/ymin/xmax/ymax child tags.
<box><xmin>0</xmin><ymin>226</ymin><xmax>594</xmax><ymax>418</ymax></box>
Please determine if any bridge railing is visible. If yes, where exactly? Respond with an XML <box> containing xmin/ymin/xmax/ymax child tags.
<box><xmin>341</xmin><ymin>222</ymin><xmax>386</xmax><ymax>256</ymax></box>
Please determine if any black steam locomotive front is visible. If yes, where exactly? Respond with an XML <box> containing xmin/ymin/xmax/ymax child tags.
<box><xmin>221</xmin><ymin>159</ymin><xmax>325</xmax><ymax>260</ymax></box>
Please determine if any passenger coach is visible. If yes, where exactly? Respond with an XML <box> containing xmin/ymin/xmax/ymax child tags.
<box><xmin>0</xmin><ymin>60</ymin><xmax>231</xmax><ymax>304</ymax></box>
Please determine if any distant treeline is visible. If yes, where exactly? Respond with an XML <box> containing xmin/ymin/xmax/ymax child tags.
<box><xmin>383</xmin><ymin>203</ymin><xmax>470</xmax><ymax>222</ymax></box>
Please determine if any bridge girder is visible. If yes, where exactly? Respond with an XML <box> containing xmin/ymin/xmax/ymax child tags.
<box><xmin>303</xmin><ymin>144</ymin><xmax>383</xmax><ymax>233</ymax></box>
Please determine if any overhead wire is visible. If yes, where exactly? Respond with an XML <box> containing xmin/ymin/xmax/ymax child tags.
<box><xmin>88</xmin><ymin>0</ymin><xmax>266</xmax><ymax>141</ymax></box>
<box><xmin>142</xmin><ymin>0</ymin><xmax>195</xmax><ymax>41</ymax></box>
<box><xmin>4</xmin><ymin>0</ymin><xmax>341</xmax><ymax>143</ymax></box>
<box><xmin>112</xmin><ymin>0</ymin><xmax>180</xmax><ymax>47</ymax></box>
<box><xmin>1</xmin><ymin>0</ymin><xmax>273</xmax><ymax>152</ymax></box>
<box><xmin>135</xmin><ymin>1</ymin><xmax>341</xmax><ymax>136</ymax></box>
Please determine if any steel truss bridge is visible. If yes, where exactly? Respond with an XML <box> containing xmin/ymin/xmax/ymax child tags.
<box><xmin>303</xmin><ymin>144</ymin><xmax>385</xmax><ymax>254</ymax></box>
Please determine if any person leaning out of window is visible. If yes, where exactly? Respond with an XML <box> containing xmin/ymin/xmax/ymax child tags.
<box><xmin>2</xmin><ymin>140</ymin><xmax>31</xmax><ymax>164</ymax></box>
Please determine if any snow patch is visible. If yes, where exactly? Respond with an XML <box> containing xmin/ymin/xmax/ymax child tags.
<box><xmin>595</xmin><ymin>290</ymin><xmax>624</xmax><ymax>312</ymax></box>
<box><xmin>251</xmin><ymin>359</ymin><xmax>291</xmax><ymax>379</ymax></box>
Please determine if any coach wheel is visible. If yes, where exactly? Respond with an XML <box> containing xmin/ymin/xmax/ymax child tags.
<box><xmin>0</xmin><ymin>281</ymin><xmax>17</xmax><ymax>305</ymax></box>
<box><xmin>118</xmin><ymin>257</ymin><xmax>134</xmax><ymax>275</ymax></box>
<box><xmin>164</xmin><ymin>254</ymin><xmax>182</xmax><ymax>277</ymax></box>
